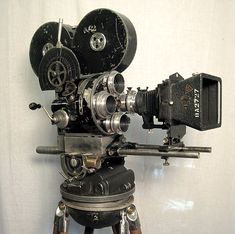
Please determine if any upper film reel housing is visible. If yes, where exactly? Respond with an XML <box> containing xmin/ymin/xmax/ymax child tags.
<box><xmin>29</xmin><ymin>22</ymin><xmax>75</xmax><ymax>76</ymax></box>
<box><xmin>73</xmin><ymin>8</ymin><xmax>137</xmax><ymax>75</ymax></box>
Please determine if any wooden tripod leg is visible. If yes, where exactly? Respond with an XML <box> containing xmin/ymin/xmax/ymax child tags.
<box><xmin>84</xmin><ymin>227</ymin><xmax>94</xmax><ymax>234</ymax></box>
<box><xmin>129</xmin><ymin>229</ymin><xmax>142</xmax><ymax>234</ymax></box>
<box><xmin>112</xmin><ymin>224</ymin><xmax>142</xmax><ymax>234</ymax></box>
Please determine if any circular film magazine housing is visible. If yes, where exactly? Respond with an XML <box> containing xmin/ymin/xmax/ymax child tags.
<box><xmin>29</xmin><ymin>22</ymin><xmax>75</xmax><ymax>76</ymax></box>
<box><xmin>38</xmin><ymin>47</ymin><xmax>80</xmax><ymax>91</ymax></box>
<box><xmin>73</xmin><ymin>8</ymin><xmax>137</xmax><ymax>75</ymax></box>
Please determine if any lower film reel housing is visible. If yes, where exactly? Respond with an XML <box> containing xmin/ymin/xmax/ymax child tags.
<box><xmin>38</xmin><ymin>47</ymin><xmax>80</xmax><ymax>91</ymax></box>
<box><xmin>61</xmin><ymin>159</ymin><xmax>135</xmax><ymax>229</ymax></box>
<box><xmin>73</xmin><ymin>8</ymin><xmax>137</xmax><ymax>75</ymax></box>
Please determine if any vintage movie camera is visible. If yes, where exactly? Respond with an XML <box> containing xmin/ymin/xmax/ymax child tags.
<box><xmin>29</xmin><ymin>8</ymin><xmax>222</xmax><ymax>234</ymax></box>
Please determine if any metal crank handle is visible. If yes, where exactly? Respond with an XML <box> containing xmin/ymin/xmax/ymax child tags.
<box><xmin>29</xmin><ymin>102</ymin><xmax>55</xmax><ymax>122</ymax></box>
<box><xmin>29</xmin><ymin>102</ymin><xmax>69</xmax><ymax>129</ymax></box>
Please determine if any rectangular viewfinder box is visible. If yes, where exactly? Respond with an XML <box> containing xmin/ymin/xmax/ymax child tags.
<box><xmin>172</xmin><ymin>73</ymin><xmax>222</xmax><ymax>130</ymax></box>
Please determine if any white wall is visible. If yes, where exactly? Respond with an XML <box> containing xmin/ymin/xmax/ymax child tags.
<box><xmin>0</xmin><ymin>0</ymin><xmax>234</xmax><ymax>233</ymax></box>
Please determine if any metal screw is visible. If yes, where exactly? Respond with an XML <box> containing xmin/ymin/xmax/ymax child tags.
<box><xmin>92</xmin><ymin>214</ymin><xmax>99</xmax><ymax>222</ymax></box>
<box><xmin>108</xmin><ymin>149</ymin><xmax>114</xmax><ymax>156</ymax></box>
<box><xmin>163</xmin><ymin>137</ymin><xmax>169</xmax><ymax>144</ymax></box>
<box><xmin>127</xmin><ymin>205</ymin><xmax>136</xmax><ymax>215</ymax></box>
<box><xmin>59</xmin><ymin>202</ymin><xmax>66</xmax><ymax>210</ymax></box>
<box><xmin>90</xmin><ymin>32</ymin><xmax>106</xmax><ymax>51</ymax></box>
<box><xmin>69</xmin><ymin>95</ymin><xmax>75</xmax><ymax>102</ymax></box>
<box><xmin>70</xmin><ymin>158</ymin><xmax>78</xmax><ymax>167</ymax></box>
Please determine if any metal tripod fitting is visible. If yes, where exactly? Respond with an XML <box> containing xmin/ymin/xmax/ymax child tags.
<box><xmin>112</xmin><ymin>204</ymin><xmax>142</xmax><ymax>234</ymax></box>
<box><xmin>126</xmin><ymin>205</ymin><xmax>142</xmax><ymax>234</ymax></box>
<box><xmin>53</xmin><ymin>201</ymin><xmax>69</xmax><ymax>234</ymax></box>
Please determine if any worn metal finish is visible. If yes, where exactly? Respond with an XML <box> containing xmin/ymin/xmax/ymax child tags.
<box><xmin>73</xmin><ymin>8</ymin><xmax>137</xmax><ymax>75</ymax></box>
<box><xmin>119</xmin><ymin>89</ymin><xmax>137</xmax><ymax>113</ymax></box>
<box><xmin>36</xmin><ymin>146</ymin><xmax>63</xmax><ymax>154</ymax></box>
<box><xmin>63</xmin><ymin>196</ymin><xmax>134</xmax><ymax>212</ymax></box>
<box><xmin>42</xmin><ymin>42</ymin><xmax>54</xmax><ymax>56</ymax></box>
<box><xmin>56</xmin><ymin>18</ymin><xmax>63</xmax><ymax>48</ymax></box>
<box><xmin>118</xmin><ymin>148</ymin><xmax>200</xmax><ymax>158</ymax></box>
<box><xmin>105</xmin><ymin>71</ymin><xmax>125</xmax><ymax>95</ymax></box>
<box><xmin>135</xmin><ymin>144</ymin><xmax>212</xmax><ymax>152</ymax></box>
<box><xmin>120</xmin><ymin>210</ymin><xmax>129</xmax><ymax>234</ymax></box>
<box><xmin>63</xmin><ymin>134</ymin><xmax>114</xmax><ymax>155</ymax></box>
<box><xmin>61</xmin><ymin>188</ymin><xmax>135</xmax><ymax>204</ymax></box>
<box><xmin>38</xmin><ymin>47</ymin><xmax>80</xmax><ymax>91</ymax></box>
<box><xmin>94</xmin><ymin>91</ymin><xmax>116</xmax><ymax>119</ymax></box>
<box><xmin>29</xmin><ymin>22</ymin><xmax>74</xmax><ymax>76</ymax></box>
<box><xmin>104</xmin><ymin>112</ymin><xmax>130</xmax><ymax>134</ymax></box>
<box><xmin>53</xmin><ymin>201</ymin><xmax>69</xmax><ymax>234</ymax></box>
<box><xmin>89</xmin><ymin>32</ymin><xmax>106</xmax><ymax>51</ymax></box>
<box><xmin>53</xmin><ymin>110</ymin><xmax>69</xmax><ymax>129</ymax></box>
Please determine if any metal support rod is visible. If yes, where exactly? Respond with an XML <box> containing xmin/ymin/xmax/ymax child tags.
<box><xmin>57</xmin><ymin>18</ymin><xmax>63</xmax><ymax>48</ymax></box>
<box><xmin>36</xmin><ymin>146</ymin><xmax>64</xmax><ymax>154</ymax></box>
<box><xmin>135</xmin><ymin>144</ymin><xmax>211</xmax><ymax>153</ymax></box>
<box><xmin>118</xmin><ymin>148</ymin><xmax>200</xmax><ymax>158</ymax></box>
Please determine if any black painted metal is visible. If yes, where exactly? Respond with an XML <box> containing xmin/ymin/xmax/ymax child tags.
<box><xmin>38</xmin><ymin>47</ymin><xmax>80</xmax><ymax>91</ymax></box>
<box><xmin>73</xmin><ymin>8</ymin><xmax>137</xmax><ymax>75</ymax></box>
<box><xmin>29</xmin><ymin>22</ymin><xmax>74</xmax><ymax>76</ymax></box>
<box><xmin>135</xmin><ymin>73</ymin><xmax>222</xmax><ymax>131</ymax></box>
<box><xmin>61</xmin><ymin>161</ymin><xmax>135</xmax><ymax>200</ymax></box>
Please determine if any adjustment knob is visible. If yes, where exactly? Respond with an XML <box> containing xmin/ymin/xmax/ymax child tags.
<box><xmin>29</xmin><ymin>102</ymin><xmax>41</xmax><ymax>110</ymax></box>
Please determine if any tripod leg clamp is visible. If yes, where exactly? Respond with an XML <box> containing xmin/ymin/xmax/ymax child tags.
<box><xmin>126</xmin><ymin>205</ymin><xmax>141</xmax><ymax>233</ymax></box>
<box><xmin>53</xmin><ymin>201</ymin><xmax>69</xmax><ymax>234</ymax></box>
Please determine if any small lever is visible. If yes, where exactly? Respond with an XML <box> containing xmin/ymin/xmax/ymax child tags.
<box><xmin>56</xmin><ymin>18</ymin><xmax>63</xmax><ymax>48</ymax></box>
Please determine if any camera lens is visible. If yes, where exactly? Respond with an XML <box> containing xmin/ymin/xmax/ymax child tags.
<box><xmin>107</xmin><ymin>71</ymin><xmax>125</xmax><ymax>94</ymax></box>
